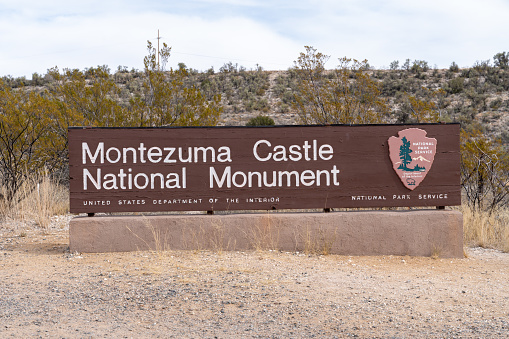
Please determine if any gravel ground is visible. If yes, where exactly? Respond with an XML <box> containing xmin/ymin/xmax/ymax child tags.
<box><xmin>1</xmin><ymin>223</ymin><xmax>508</xmax><ymax>338</ymax></box>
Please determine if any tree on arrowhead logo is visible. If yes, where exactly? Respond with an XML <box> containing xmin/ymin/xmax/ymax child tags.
<box><xmin>388</xmin><ymin>128</ymin><xmax>437</xmax><ymax>190</ymax></box>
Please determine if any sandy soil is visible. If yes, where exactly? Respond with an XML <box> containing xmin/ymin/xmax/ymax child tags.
<box><xmin>1</xmin><ymin>224</ymin><xmax>508</xmax><ymax>338</ymax></box>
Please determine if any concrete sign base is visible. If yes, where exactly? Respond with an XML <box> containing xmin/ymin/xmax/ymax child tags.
<box><xmin>69</xmin><ymin>210</ymin><xmax>463</xmax><ymax>258</ymax></box>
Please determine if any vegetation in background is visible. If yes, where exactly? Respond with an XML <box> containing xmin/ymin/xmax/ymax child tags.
<box><xmin>0</xmin><ymin>40</ymin><xmax>223</xmax><ymax>204</ymax></box>
<box><xmin>0</xmin><ymin>44</ymin><xmax>508</xmax><ymax>250</ymax></box>
<box><xmin>129</xmin><ymin>41</ymin><xmax>222</xmax><ymax>127</ymax></box>
<box><xmin>292</xmin><ymin>46</ymin><xmax>389</xmax><ymax>124</ymax></box>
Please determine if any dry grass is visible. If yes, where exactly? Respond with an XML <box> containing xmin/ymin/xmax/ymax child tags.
<box><xmin>0</xmin><ymin>173</ymin><xmax>69</xmax><ymax>229</ymax></box>
<box><xmin>301</xmin><ymin>224</ymin><xmax>337</xmax><ymax>255</ymax></box>
<box><xmin>247</xmin><ymin>213</ymin><xmax>281</xmax><ymax>252</ymax></box>
<box><xmin>462</xmin><ymin>205</ymin><xmax>509</xmax><ymax>252</ymax></box>
<box><xmin>1</xmin><ymin>172</ymin><xmax>507</xmax><ymax>256</ymax></box>
<box><xmin>431</xmin><ymin>244</ymin><xmax>442</xmax><ymax>259</ymax></box>
<box><xmin>207</xmin><ymin>220</ymin><xmax>232</xmax><ymax>254</ymax></box>
<box><xmin>125</xmin><ymin>216</ymin><xmax>172</xmax><ymax>254</ymax></box>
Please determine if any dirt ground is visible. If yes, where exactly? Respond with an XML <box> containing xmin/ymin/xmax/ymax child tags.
<box><xmin>1</xmin><ymin>224</ymin><xmax>508</xmax><ymax>338</ymax></box>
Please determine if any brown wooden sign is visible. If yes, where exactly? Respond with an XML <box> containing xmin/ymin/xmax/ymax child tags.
<box><xmin>68</xmin><ymin>124</ymin><xmax>461</xmax><ymax>213</ymax></box>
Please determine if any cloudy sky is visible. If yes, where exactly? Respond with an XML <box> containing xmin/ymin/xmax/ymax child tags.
<box><xmin>1</xmin><ymin>0</ymin><xmax>509</xmax><ymax>78</ymax></box>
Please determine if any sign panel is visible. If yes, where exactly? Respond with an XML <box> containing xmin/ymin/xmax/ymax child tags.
<box><xmin>68</xmin><ymin>124</ymin><xmax>461</xmax><ymax>213</ymax></box>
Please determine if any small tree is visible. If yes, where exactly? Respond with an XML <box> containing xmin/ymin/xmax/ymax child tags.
<box><xmin>402</xmin><ymin>59</ymin><xmax>411</xmax><ymax>71</ymax></box>
<box><xmin>493</xmin><ymin>52</ymin><xmax>509</xmax><ymax>69</ymax></box>
<box><xmin>389</xmin><ymin>60</ymin><xmax>399</xmax><ymax>70</ymax></box>
<box><xmin>461</xmin><ymin>129</ymin><xmax>509</xmax><ymax>212</ymax></box>
<box><xmin>0</xmin><ymin>80</ymin><xmax>53</xmax><ymax>204</ymax></box>
<box><xmin>411</xmin><ymin>60</ymin><xmax>430</xmax><ymax>73</ymax></box>
<box><xmin>129</xmin><ymin>40</ymin><xmax>222</xmax><ymax>127</ymax></box>
<box><xmin>403</xmin><ymin>87</ymin><xmax>446</xmax><ymax>123</ymax></box>
<box><xmin>446</xmin><ymin>77</ymin><xmax>465</xmax><ymax>94</ymax></box>
<box><xmin>293</xmin><ymin>46</ymin><xmax>389</xmax><ymax>125</ymax></box>
<box><xmin>449</xmin><ymin>61</ymin><xmax>460</xmax><ymax>72</ymax></box>
<box><xmin>45</xmin><ymin>66</ymin><xmax>130</xmax><ymax>171</ymax></box>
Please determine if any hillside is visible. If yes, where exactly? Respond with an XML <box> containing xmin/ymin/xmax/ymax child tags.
<box><xmin>2</xmin><ymin>62</ymin><xmax>509</xmax><ymax>144</ymax></box>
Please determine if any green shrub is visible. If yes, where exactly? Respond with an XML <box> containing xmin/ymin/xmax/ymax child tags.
<box><xmin>446</xmin><ymin>77</ymin><xmax>465</xmax><ymax>94</ymax></box>
<box><xmin>449</xmin><ymin>62</ymin><xmax>460</xmax><ymax>72</ymax></box>
<box><xmin>246</xmin><ymin>115</ymin><xmax>275</xmax><ymax>126</ymax></box>
<box><xmin>411</xmin><ymin>60</ymin><xmax>429</xmax><ymax>73</ymax></box>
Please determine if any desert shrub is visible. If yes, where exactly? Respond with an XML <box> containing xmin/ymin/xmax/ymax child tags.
<box><xmin>246</xmin><ymin>115</ymin><xmax>275</xmax><ymax>126</ymax></box>
<box><xmin>1</xmin><ymin>75</ymin><xmax>28</xmax><ymax>88</ymax></box>
<box><xmin>449</xmin><ymin>62</ymin><xmax>460</xmax><ymax>72</ymax></box>
<box><xmin>281</xmin><ymin>91</ymin><xmax>295</xmax><ymax>105</ymax></box>
<box><xmin>402</xmin><ymin>59</ymin><xmax>411</xmax><ymax>71</ymax></box>
<box><xmin>256</xmin><ymin>98</ymin><xmax>270</xmax><ymax>112</ymax></box>
<box><xmin>389</xmin><ymin>60</ymin><xmax>400</xmax><ymax>70</ymax></box>
<box><xmin>401</xmin><ymin>88</ymin><xmax>446</xmax><ymax>123</ymax></box>
<box><xmin>489</xmin><ymin>98</ymin><xmax>503</xmax><ymax>110</ymax></box>
<box><xmin>501</xmin><ymin>129</ymin><xmax>509</xmax><ymax>144</ymax></box>
<box><xmin>219</xmin><ymin>62</ymin><xmax>239</xmax><ymax>73</ymax></box>
<box><xmin>446</xmin><ymin>77</ymin><xmax>465</xmax><ymax>94</ymax></box>
<box><xmin>382</xmin><ymin>78</ymin><xmax>404</xmax><ymax>96</ymax></box>
<box><xmin>493</xmin><ymin>52</ymin><xmax>509</xmax><ymax>69</ymax></box>
<box><xmin>465</xmin><ymin>88</ymin><xmax>488</xmax><ymax>109</ymax></box>
<box><xmin>30</xmin><ymin>72</ymin><xmax>48</xmax><ymax>86</ymax></box>
<box><xmin>278</xmin><ymin>102</ymin><xmax>290</xmax><ymax>113</ymax></box>
<box><xmin>411</xmin><ymin>60</ymin><xmax>429</xmax><ymax>73</ymax></box>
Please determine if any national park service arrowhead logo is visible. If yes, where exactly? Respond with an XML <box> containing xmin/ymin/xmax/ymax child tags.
<box><xmin>388</xmin><ymin>128</ymin><xmax>437</xmax><ymax>190</ymax></box>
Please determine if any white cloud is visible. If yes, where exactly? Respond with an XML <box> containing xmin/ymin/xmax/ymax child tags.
<box><xmin>0</xmin><ymin>8</ymin><xmax>302</xmax><ymax>77</ymax></box>
<box><xmin>1</xmin><ymin>0</ymin><xmax>508</xmax><ymax>77</ymax></box>
<box><xmin>284</xmin><ymin>0</ymin><xmax>509</xmax><ymax>68</ymax></box>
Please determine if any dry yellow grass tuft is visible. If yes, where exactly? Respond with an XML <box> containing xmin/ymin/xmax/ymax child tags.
<box><xmin>462</xmin><ymin>205</ymin><xmax>509</xmax><ymax>252</ymax></box>
<box><xmin>0</xmin><ymin>173</ymin><xmax>69</xmax><ymax>229</ymax></box>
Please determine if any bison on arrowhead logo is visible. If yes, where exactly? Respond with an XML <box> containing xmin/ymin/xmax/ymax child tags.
<box><xmin>388</xmin><ymin>128</ymin><xmax>437</xmax><ymax>190</ymax></box>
